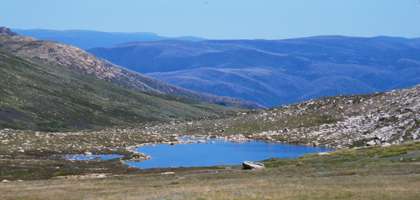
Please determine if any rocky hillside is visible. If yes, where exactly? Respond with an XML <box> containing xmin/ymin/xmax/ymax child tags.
<box><xmin>1</xmin><ymin>84</ymin><xmax>417</xmax><ymax>152</ymax></box>
<box><xmin>89</xmin><ymin>37</ymin><xmax>420</xmax><ymax>107</ymax></box>
<box><xmin>243</xmin><ymin>85</ymin><xmax>420</xmax><ymax>148</ymax></box>
<box><xmin>0</xmin><ymin>28</ymin><xmax>260</xmax><ymax>109</ymax></box>
<box><xmin>132</xmin><ymin>84</ymin><xmax>419</xmax><ymax>148</ymax></box>
<box><xmin>0</xmin><ymin>28</ymin><xmax>244</xmax><ymax>131</ymax></box>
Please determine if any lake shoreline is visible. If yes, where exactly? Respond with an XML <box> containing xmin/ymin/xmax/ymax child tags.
<box><xmin>122</xmin><ymin>138</ymin><xmax>332</xmax><ymax>169</ymax></box>
<box><xmin>0</xmin><ymin>130</ymin><xmax>335</xmax><ymax>181</ymax></box>
<box><xmin>2</xmin><ymin>141</ymin><xmax>420</xmax><ymax>200</ymax></box>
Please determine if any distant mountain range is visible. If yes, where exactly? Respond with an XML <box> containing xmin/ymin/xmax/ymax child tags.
<box><xmin>13</xmin><ymin>29</ymin><xmax>204</xmax><ymax>49</ymax></box>
<box><xmin>87</xmin><ymin>36</ymin><xmax>420</xmax><ymax>107</ymax></box>
<box><xmin>0</xmin><ymin>27</ymin><xmax>254</xmax><ymax>131</ymax></box>
<box><xmin>17</xmin><ymin>29</ymin><xmax>420</xmax><ymax>107</ymax></box>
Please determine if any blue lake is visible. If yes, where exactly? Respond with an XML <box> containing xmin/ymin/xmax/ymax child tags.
<box><xmin>125</xmin><ymin>140</ymin><xmax>332</xmax><ymax>169</ymax></box>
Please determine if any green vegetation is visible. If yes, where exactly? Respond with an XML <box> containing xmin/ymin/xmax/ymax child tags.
<box><xmin>264</xmin><ymin>142</ymin><xmax>420</xmax><ymax>176</ymax></box>
<box><xmin>0</xmin><ymin>158</ymin><xmax>127</xmax><ymax>180</ymax></box>
<box><xmin>0</xmin><ymin>51</ymin><xmax>236</xmax><ymax>131</ymax></box>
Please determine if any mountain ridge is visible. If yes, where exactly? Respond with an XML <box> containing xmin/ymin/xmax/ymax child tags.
<box><xmin>88</xmin><ymin>36</ymin><xmax>420</xmax><ymax>107</ymax></box>
<box><xmin>13</xmin><ymin>29</ymin><xmax>204</xmax><ymax>49</ymax></box>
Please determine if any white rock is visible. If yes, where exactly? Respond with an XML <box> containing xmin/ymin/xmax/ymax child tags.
<box><xmin>161</xmin><ymin>172</ymin><xmax>175</xmax><ymax>175</ymax></box>
<box><xmin>367</xmin><ymin>140</ymin><xmax>377</xmax><ymax>146</ymax></box>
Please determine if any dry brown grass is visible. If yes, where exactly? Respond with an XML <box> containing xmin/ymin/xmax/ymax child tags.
<box><xmin>1</xmin><ymin>170</ymin><xmax>420</xmax><ymax>200</ymax></box>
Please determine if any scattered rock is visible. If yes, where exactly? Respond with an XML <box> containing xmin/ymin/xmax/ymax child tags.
<box><xmin>161</xmin><ymin>172</ymin><xmax>175</xmax><ymax>175</ymax></box>
<box><xmin>317</xmin><ymin>152</ymin><xmax>331</xmax><ymax>156</ymax></box>
<box><xmin>242</xmin><ymin>161</ymin><xmax>265</xmax><ymax>170</ymax></box>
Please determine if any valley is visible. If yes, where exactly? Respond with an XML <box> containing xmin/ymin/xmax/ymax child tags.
<box><xmin>0</xmin><ymin>27</ymin><xmax>419</xmax><ymax>200</ymax></box>
<box><xmin>0</xmin><ymin>83</ymin><xmax>418</xmax><ymax>180</ymax></box>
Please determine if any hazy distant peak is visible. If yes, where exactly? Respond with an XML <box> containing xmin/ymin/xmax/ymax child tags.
<box><xmin>0</xmin><ymin>27</ymin><xmax>17</xmax><ymax>36</ymax></box>
<box><xmin>13</xmin><ymin>29</ymin><xmax>205</xmax><ymax>49</ymax></box>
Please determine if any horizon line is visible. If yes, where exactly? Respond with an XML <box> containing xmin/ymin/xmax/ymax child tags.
<box><xmin>10</xmin><ymin>27</ymin><xmax>420</xmax><ymax>41</ymax></box>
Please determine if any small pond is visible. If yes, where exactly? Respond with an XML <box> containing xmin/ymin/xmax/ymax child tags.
<box><xmin>125</xmin><ymin>139</ymin><xmax>332</xmax><ymax>169</ymax></box>
<box><xmin>65</xmin><ymin>154</ymin><xmax>124</xmax><ymax>161</ymax></box>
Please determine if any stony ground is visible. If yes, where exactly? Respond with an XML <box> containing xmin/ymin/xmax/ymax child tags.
<box><xmin>1</xmin><ymin>85</ymin><xmax>418</xmax><ymax>157</ymax></box>
<box><xmin>172</xmin><ymin>85</ymin><xmax>420</xmax><ymax>148</ymax></box>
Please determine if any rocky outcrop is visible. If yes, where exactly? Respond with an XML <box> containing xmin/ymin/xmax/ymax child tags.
<box><xmin>246</xmin><ymin>86</ymin><xmax>420</xmax><ymax>147</ymax></box>
<box><xmin>0</xmin><ymin>27</ymin><xmax>17</xmax><ymax>36</ymax></box>
<box><xmin>242</xmin><ymin>161</ymin><xmax>265</xmax><ymax>170</ymax></box>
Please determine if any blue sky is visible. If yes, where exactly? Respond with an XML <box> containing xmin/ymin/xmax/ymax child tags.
<box><xmin>2</xmin><ymin>0</ymin><xmax>420</xmax><ymax>39</ymax></box>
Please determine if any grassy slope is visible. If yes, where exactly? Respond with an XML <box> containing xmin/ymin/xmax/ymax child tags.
<box><xmin>0</xmin><ymin>142</ymin><xmax>419</xmax><ymax>200</ymax></box>
<box><xmin>0</xmin><ymin>51</ymin><xmax>234</xmax><ymax>131</ymax></box>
